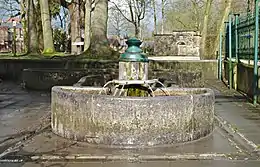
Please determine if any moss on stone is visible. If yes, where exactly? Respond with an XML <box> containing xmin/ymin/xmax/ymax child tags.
<box><xmin>127</xmin><ymin>88</ymin><xmax>148</xmax><ymax>97</ymax></box>
<box><xmin>42</xmin><ymin>48</ymin><xmax>55</xmax><ymax>54</ymax></box>
<box><xmin>79</xmin><ymin>45</ymin><xmax>120</xmax><ymax>60</ymax></box>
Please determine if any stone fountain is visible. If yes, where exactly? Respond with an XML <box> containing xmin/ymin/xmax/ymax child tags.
<box><xmin>51</xmin><ymin>38</ymin><xmax>214</xmax><ymax>148</ymax></box>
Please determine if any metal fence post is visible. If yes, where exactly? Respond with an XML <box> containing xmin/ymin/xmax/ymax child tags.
<box><xmin>235</xmin><ymin>14</ymin><xmax>239</xmax><ymax>62</ymax></box>
<box><xmin>219</xmin><ymin>32</ymin><xmax>222</xmax><ymax>80</ymax></box>
<box><xmin>224</xmin><ymin>21</ymin><xmax>229</xmax><ymax>59</ymax></box>
<box><xmin>229</xmin><ymin>14</ymin><xmax>233</xmax><ymax>89</ymax></box>
<box><xmin>253</xmin><ymin>0</ymin><xmax>259</xmax><ymax>105</ymax></box>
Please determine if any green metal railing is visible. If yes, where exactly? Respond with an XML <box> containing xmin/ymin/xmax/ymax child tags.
<box><xmin>220</xmin><ymin>0</ymin><xmax>259</xmax><ymax>105</ymax></box>
<box><xmin>225</xmin><ymin>13</ymin><xmax>255</xmax><ymax>61</ymax></box>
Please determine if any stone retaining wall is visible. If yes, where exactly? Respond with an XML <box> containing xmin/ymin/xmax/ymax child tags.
<box><xmin>0</xmin><ymin>59</ymin><xmax>218</xmax><ymax>90</ymax></box>
<box><xmin>236</xmin><ymin>63</ymin><xmax>254</xmax><ymax>97</ymax></box>
<box><xmin>22</xmin><ymin>68</ymin><xmax>118</xmax><ymax>90</ymax></box>
<box><xmin>223</xmin><ymin>60</ymin><xmax>237</xmax><ymax>88</ymax></box>
<box><xmin>223</xmin><ymin>61</ymin><xmax>260</xmax><ymax>103</ymax></box>
<box><xmin>150</xmin><ymin>60</ymin><xmax>217</xmax><ymax>81</ymax></box>
<box><xmin>0</xmin><ymin>59</ymin><xmax>118</xmax><ymax>81</ymax></box>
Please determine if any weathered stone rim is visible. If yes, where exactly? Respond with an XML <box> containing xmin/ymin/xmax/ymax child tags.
<box><xmin>52</xmin><ymin>86</ymin><xmax>214</xmax><ymax>100</ymax></box>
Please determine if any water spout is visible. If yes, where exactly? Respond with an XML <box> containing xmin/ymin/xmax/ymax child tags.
<box><xmin>99</xmin><ymin>79</ymin><xmax>169</xmax><ymax>97</ymax></box>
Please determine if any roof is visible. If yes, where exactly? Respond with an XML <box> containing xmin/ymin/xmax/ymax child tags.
<box><xmin>0</xmin><ymin>22</ymin><xmax>22</xmax><ymax>29</ymax></box>
<box><xmin>6</xmin><ymin>17</ymin><xmax>21</xmax><ymax>23</ymax></box>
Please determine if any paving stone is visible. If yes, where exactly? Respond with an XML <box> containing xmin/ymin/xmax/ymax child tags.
<box><xmin>11</xmin><ymin>160</ymin><xmax>260</xmax><ymax>167</ymax></box>
<box><xmin>206</xmin><ymin>80</ymin><xmax>260</xmax><ymax>147</ymax></box>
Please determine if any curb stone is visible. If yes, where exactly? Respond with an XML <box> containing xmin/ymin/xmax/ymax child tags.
<box><xmin>215</xmin><ymin>114</ymin><xmax>260</xmax><ymax>155</ymax></box>
<box><xmin>0</xmin><ymin>153</ymin><xmax>247</xmax><ymax>162</ymax></box>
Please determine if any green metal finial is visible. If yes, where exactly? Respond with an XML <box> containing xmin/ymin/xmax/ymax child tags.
<box><xmin>119</xmin><ymin>37</ymin><xmax>149</xmax><ymax>62</ymax></box>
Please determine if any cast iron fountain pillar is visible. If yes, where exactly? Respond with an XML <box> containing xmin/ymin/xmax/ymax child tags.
<box><xmin>119</xmin><ymin>38</ymin><xmax>149</xmax><ymax>80</ymax></box>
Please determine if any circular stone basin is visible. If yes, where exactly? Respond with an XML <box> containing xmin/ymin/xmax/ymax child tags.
<box><xmin>51</xmin><ymin>86</ymin><xmax>214</xmax><ymax>148</ymax></box>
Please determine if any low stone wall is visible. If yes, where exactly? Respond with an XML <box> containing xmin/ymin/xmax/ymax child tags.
<box><xmin>223</xmin><ymin>61</ymin><xmax>260</xmax><ymax>102</ymax></box>
<box><xmin>150</xmin><ymin>60</ymin><xmax>218</xmax><ymax>80</ymax></box>
<box><xmin>151</xmin><ymin>70</ymin><xmax>203</xmax><ymax>88</ymax></box>
<box><xmin>52</xmin><ymin>86</ymin><xmax>214</xmax><ymax>147</ymax></box>
<box><xmin>0</xmin><ymin>59</ymin><xmax>218</xmax><ymax>90</ymax></box>
<box><xmin>236</xmin><ymin>63</ymin><xmax>255</xmax><ymax>97</ymax></box>
<box><xmin>0</xmin><ymin>59</ymin><xmax>118</xmax><ymax>81</ymax></box>
<box><xmin>22</xmin><ymin>68</ymin><xmax>118</xmax><ymax>90</ymax></box>
<box><xmin>223</xmin><ymin>60</ymin><xmax>237</xmax><ymax>88</ymax></box>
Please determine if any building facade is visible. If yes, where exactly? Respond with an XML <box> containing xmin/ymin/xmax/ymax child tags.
<box><xmin>0</xmin><ymin>18</ymin><xmax>24</xmax><ymax>53</ymax></box>
<box><xmin>154</xmin><ymin>31</ymin><xmax>201</xmax><ymax>57</ymax></box>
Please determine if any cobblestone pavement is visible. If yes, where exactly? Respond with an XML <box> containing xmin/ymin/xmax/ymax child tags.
<box><xmin>0</xmin><ymin>80</ymin><xmax>260</xmax><ymax>167</ymax></box>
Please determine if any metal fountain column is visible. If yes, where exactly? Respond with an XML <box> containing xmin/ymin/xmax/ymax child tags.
<box><xmin>99</xmin><ymin>38</ymin><xmax>170</xmax><ymax>97</ymax></box>
<box><xmin>119</xmin><ymin>37</ymin><xmax>149</xmax><ymax>80</ymax></box>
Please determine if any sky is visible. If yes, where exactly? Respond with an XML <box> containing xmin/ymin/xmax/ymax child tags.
<box><xmin>0</xmin><ymin>0</ymin><xmax>20</xmax><ymax>21</ymax></box>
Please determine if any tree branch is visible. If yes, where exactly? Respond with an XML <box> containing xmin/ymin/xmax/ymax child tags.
<box><xmin>128</xmin><ymin>0</ymin><xmax>135</xmax><ymax>23</ymax></box>
<box><xmin>175</xmin><ymin>16</ymin><xmax>188</xmax><ymax>28</ymax></box>
<box><xmin>140</xmin><ymin>2</ymin><xmax>145</xmax><ymax>20</ymax></box>
<box><xmin>109</xmin><ymin>0</ymin><xmax>134</xmax><ymax>23</ymax></box>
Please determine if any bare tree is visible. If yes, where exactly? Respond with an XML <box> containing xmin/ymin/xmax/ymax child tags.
<box><xmin>163</xmin><ymin>0</ymin><xmax>204</xmax><ymax>32</ymax></box>
<box><xmin>109</xmin><ymin>0</ymin><xmax>151</xmax><ymax>38</ymax></box>
<box><xmin>108</xmin><ymin>6</ymin><xmax>133</xmax><ymax>37</ymax></box>
<box><xmin>190</xmin><ymin>0</ymin><xmax>204</xmax><ymax>31</ymax></box>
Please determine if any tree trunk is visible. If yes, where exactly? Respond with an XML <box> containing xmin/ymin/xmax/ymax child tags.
<box><xmin>161</xmin><ymin>0</ymin><xmax>165</xmax><ymax>34</ymax></box>
<box><xmin>40</xmin><ymin>0</ymin><xmax>55</xmax><ymax>54</ymax></box>
<box><xmin>20</xmin><ymin>0</ymin><xmax>27</xmax><ymax>53</ymax></box>
<box><xmin>68</xmin><ymin>1</ymin><xmax>81</xmax><ymax>54</ymax></box>
<box><xmin>200</xmin><ymin>0</ymin><xmax>213</xmax><ymax>59</ymax></box>
<box><xmin>134</xmin><ymin>23</ymin><xmax>140</xmax><ymax>38</ymax></box>
<box><xmin>191</xmin><ymin>0</ymin><xmax>201</xmax><ymax>31</ymax></box>
<box><xmin>27</xmin><ymin>0</ymin><xmax>39</xmax><ymax>54</ymax></box>
<box><xmin>84</xmin><ymin>0</ymin><xmax>91</xmax><ymax>51</ymax></box>
<box><xmin>152</xmin><ymin>0</ymin><xmax>157</xmax><ymax>34</ymax></box>
<box><xmin>36</xmin><ymin>2</ymin><xmax>44</xmax><ymax>51</ymax></box>
<box><xmin>211</xmin><ymin>0</ymin><xmax>233</xmax><ymax>58</ymax></box>
<box><xmin>90</xmin><ymin>0</ymin><xmax>109</xmax><ymax>50</ymax></box>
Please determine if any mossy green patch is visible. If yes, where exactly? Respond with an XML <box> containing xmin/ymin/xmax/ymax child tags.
<box><xmin>42</xmin><ymin>48</ymin><xmax>55</xmax><ymax>54</ymax></box>
<box><xmin>127</xmin><ymin>88</ymin><xmax>148</xmax><ymax>97</ymax></box>
<box><xmin>0</xmin><ymin>52</ymin><xmax>68</xmax><ymax>59</ymax></box>
<box><xmin>79</xmin><ymin>46</ymin><xmax>120</xmax><ymax>60</ymax></box>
